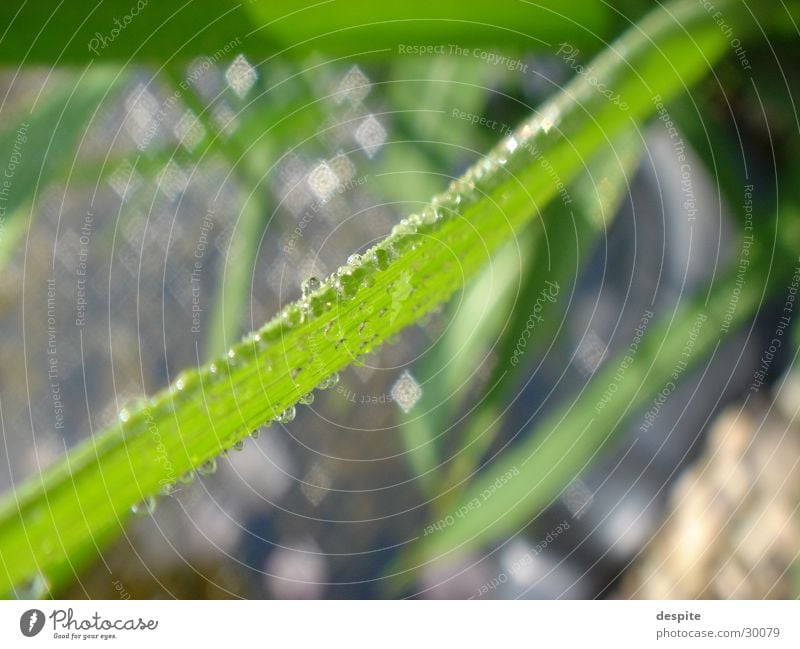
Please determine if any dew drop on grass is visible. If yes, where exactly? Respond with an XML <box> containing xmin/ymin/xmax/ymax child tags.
<box><xmin>118</xmin><ymin>408</ymin><xmax>131</xmax><ymax>423</ymax></box>
<box><xmin>317</xmin><ymin>373</ymin><xmax>339</xmax><ymax>390</ymax></box>
<box><xmin>250</xmin><ymin>428</ymin><xmax>261</xmax><ymax>439</ymax></box>
<box><xmin>198</xmin><ymin>458</ymin><xmax>218</xmax><ymax>476</ymax></box>
<box><xmin>371</xmin><ymin>248</ymin><xmax>391</xmax><ymax>270</ymax></box>
<box><xmin>233</xmin><ymin>440</ymin><xmax>245</xmax><ymax>452</ymax></box>
<box><xmin>420</xmin><ymin>205</ymin><xmax>440</xmax><ymax>225</ymax></box>
<box><xmin>291</xmin><ymin>367</ymin><xmax>302</xmax><ymax>381</ymax></box>
<box><xmin>334</xmin><ymin>272</ymin><xmax>358</xmax><ymax>299</ymax></box>
<box><xmin>180</xmin><ymin>472</ymin><xmax>195</xmax><ymax>484</ymax></box>
<box><xmin>299</xmin><ymin>392</ymin><xmax>315</xmax><ymax>405</ymax></box>
<box><xmin>392</xmin><ymin>219</ymin><xmax>416</xmax><ymax>236</ymax></box>
<box><xmin>131</xmin><ymin>496</ymin><xmax>157</xmax><ymax>516</ymax></box>
<box><xmin>159</xmin><ymin>483</ymin><xmax>175</xmax><ymax>496</ymax></box>
<box><xmin>275</xmin><ymin>405</ymin><xmax>296</xmax><ymax>423</ymax></box>
<box><xmin>346</xmin><ymin>253</ymin><xmax>362</xmax><ymax>266</ymax></box>
<box><xmin>282</xmin><ymin>306</ymin><xmax>303</xmax><ymax>327</ymax></box>
<box><xmin>301</xmin><ymin>276</ymin><xmax>321</xmax><ymax>297</ymax></box>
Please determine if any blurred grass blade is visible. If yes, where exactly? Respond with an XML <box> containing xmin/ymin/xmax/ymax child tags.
<box><xmin>396</xmin><ymin>217</ymin><xmax>799</xmax><ymax>573</ymax></box>
<box><xmin>0</xmin><ymin>1</ymin><xmax>617</xmax><ymax>64</ymax></box>
<box><xmin>438</xmin><ymin>127</ymin><xmax>644</xmax><ymax>498</ymax></box>
<box><xmin>399</xmin><ymin>235</ymin><xmax>531</xmax><ymax>496</ymax></box>
<box><xmin>0</xmin><ymin>0</ymin><xmax>747</xmax><ymax>597</ymax></box>
<box><xmin>0</xmin><ymin>67</ymin><xmax>119</xmax><ymax>269</ymax></box>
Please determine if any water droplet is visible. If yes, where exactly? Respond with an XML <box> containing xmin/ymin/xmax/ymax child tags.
<box><xmin>334</xmin><ymin>272</ymin><xmax>358</xmax><ymax>299</ymax></box>
<box><xmin>378</xmin><ymin>307</ymin><xmax>387</xmax><ymax>318</ymax></box>
<box><xmin>317</xmin><ymin>373</ymin><xmax>339</xmax><ymax>390</ymax></box>
<box><xmin>420</xmin><ymin>205</ymin><xmax>440</xmax><ymax>225</ymax></box>
<box><xmin>180</xmin><ymin>472</ymin><xmax>195</xmax><ymax>484</ymax></box>
<box><xmin>198</xmin><ymin>458</ymin><xmax>217</xmax><ymax>476</ymax></box>
<box><xmin>118</xmin><ymin>408</ymin><xmax>131</xmax><ymax>423</ymax></box>
<box><xmin>233</xmin><ymin>440</ymin><xmax>245</xmax><ymax>452</ymax></box>
<box><xmin>371</xmin><ymin>248</ymin><xmax>391</xmax><ymax>270</ymax></box>
<box><xmin>227</xmin><ymin>348</ymin><xmax>237</xmax><ymax>361</ymax></box>
<box><xmin>323</xmin><ymin>321</ymin><xmax>335</xmax><ymax>336</ymax></box>
<box><xmin>131</xmin><ymin>496</ymin><xmax>157</xmax><ymax>516</ymax></box>
<box><xmin>299</xmin><ymin>392</ymin><xmax>315</xmax><ymax>405</ymax></box>
<box><xmin>291</xmin><ymin>367</ymin><xmax>302</xmax><ymax>381</ymax></box>
<box><xmin>346</xmin><ymin>253</ymin><xmax>362</xmax><ymax>266</ymax></box>
<box><xmin>301</xmin><ymin>276</ymin><xmax>321</xmax><ymax>297</ymax></box>
<box><xmin>391</xmin><ymin>219</ymin><xmax>417</xmax><ymax>236</ymax></box>
<box><xmin>275</xmin><ymin>405</ymin><xmax>296</xmax><ymax>423</ymax></box>
<box><xmin>250</xmin><ymin>428</ymin><xmax>261</xmax><ymax>439</ymax></box>
<box><xmin>282</xmin><ymin>306</ymin><xmax>303</xmax><ymax>328</ymax></box>
<box><xmin>358</xmin><ymin>321</ymin><xmax>368</xmax><ymax>335</ymax></box>
<box><xmin>159</xmin><ymin>482</ymin><xmax>175</xmax><ymax>496</ymax></box>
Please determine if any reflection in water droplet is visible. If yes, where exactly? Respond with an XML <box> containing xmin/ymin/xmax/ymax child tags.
<box><xmin>391</xmin><ymin>219</ymin><xmax>417</xmax><ymax>236</ymax></box>
<box><xmin>317</xmin><ymin>373</ymin><xmax>339</xmax><ymax>390</ymax></box>
<box><xmin>334</xmin><ymin>272</ymin><xmax>358</xmax><ymax>299</ymax></box>
<box><xmin>371</xmin><ymin>248</ymin><xmax>391</xmax><ymax>270</ymax></box>
<box><xmin>131</xmin><ymin>496</ymin><xmax>157</xmax><ymax>516</ymax></box>
<box><xmin>282</xmin><ymin>306</ymin><xmax>303</xmax><ymax>327</ymax></box>
<box><xmin>198</xmin><ymin>458</ymin><xmax>218</xmax><ymax>476</ymax></box>
<box><xmin>299</xmin><ymin>392</ymin><xmax>315</xmax><ymax>405</ymax></box>
<box><xmin>301</xmin><ymin>276</ymin><xmax>321</xmax><ymax>297</ymax></box>
<box><xmin>420</xmin><ymin>205</ymin><xmax>440</xmax><ymax>225</ymax></box>
<box><xmin>275</xmin><ymin>405</ymin><xmax>296</xmax><ymax>423</ymax></box>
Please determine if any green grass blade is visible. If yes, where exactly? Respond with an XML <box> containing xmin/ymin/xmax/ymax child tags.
<box><xmin>0</xmin><ymin>0</ymin><xmax>745</xmax><ymax>597</ymax></box>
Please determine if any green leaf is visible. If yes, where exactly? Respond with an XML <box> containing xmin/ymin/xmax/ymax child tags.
<box><xmin>0</xmin><ymin>0</ymin><xmax>750</xmax><ymax>597</ymax></box>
